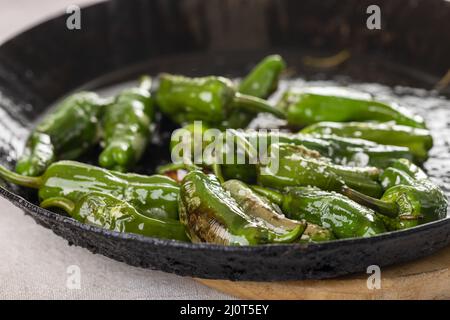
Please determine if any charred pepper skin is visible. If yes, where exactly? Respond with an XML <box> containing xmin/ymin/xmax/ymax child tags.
<box><xmin>0</xmin><ymin>160</ymin><xmax>180</xmax><ymax>220</ymax></box>
<box><xmin>222</xmin><ymin>179</ymin><xmax>305</xmax><ymax>236</ymax></box>
<box><xmin>156</xmin><ymin>73</ymin><xmax>285</xmax><ymax>128</ymax></box>
<box><xmin>16</xmin><ymin>92</ymin><xmax>107</xmax><ymax>176</ymax></box>
<box><xmin>99</xmin><ymin>77</ymin><xmax>154</xmax><ymax>172</ymax></box>
<box><xmin>344</xmin><ymin>159</ymin><xmax>448</xmax><ymax>230</ymax></box>
<box><xmin>301</xmin><ymin>121</ymin><xmax>433</xmax><ymax>163</ymax></box>
<box><xmin>258</xmin><ymin>143</ymin><xmax>383</xmax><ymax>198</ymax></box>
<box><xmin>41</xmin><ymin>192</ymin><xmax>189</xmax><ymax>242</ymax></box>
<box><xmin>224</xmin><ymin>55</ymin><xmax>286</xmax><ymax>128</ymax></box>
<box><xmin>178</xmin><ymin>170</ymin><xmax>304</xmax><ymax>245</ymax></box>
<box><xmin>277</xmin><ymin>87</ymin><xmax>426</xmax><ymax>128</ymax></box>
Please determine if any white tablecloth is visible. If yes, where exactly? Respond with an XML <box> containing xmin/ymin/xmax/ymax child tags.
<box><xmin>0</xmin><ymin>0</ymin><xmax>232</xmax><ymax>300</ymax></box>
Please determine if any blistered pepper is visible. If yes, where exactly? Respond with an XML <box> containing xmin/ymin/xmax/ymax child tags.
<box><xmin>40</xmin><ymin>192</ymin><xmax>188</xmax><ymax>241</ymax></box>
<box><xmin>0</xmin><ymin>160</ymin><xmax>179</xmax><ymax>220</ymax></box>
<box><xmin>258</xmin><ymin>143</ymin><xmax>383</xmax><ymax>198</ymax></box>
<box><xmin>156</xmin><ymin>74</ymin><xmax>285</xmax><ymax>127</ymax></box>
<box><xmin>169</xmin><ymin>124</ymin><xmax>413</xmax><ymax>184</ymax></box>
<box><xmin>178</xmin><ymin>170</ymin><xmax>304</xmax><ymax>245</ymax></box>
<box><xmin>343</xmin><ymin>159</ymin><xmax>448</xmax><ymax>230</ymax></box>
<box><xmin>224</xmin><ymin>55</ymin><xmax>286</xmax><ymax>128</ymax></box>
<box><xmin>252</xmin><ymin>185</ymin><xmax>386</xmax><ymax>239</ymax></box>
<box><xmin>16</xmin><ymin>92</ymin><xmax>108</xmax><ymax>176</ymax></box>
<box><xmin>301</xmin><ymin>121</ymin><xmax>433</xmax><ymax>163</ymax></box>
<box><xmin>277</xmin><ymin>87</ymin><xmax>425</xmax><ymax>128</ymax></box>
<box><xmin>99</xmin><ymin>76</ymin><xmax>154</xmax><ymax>172</ymax></box>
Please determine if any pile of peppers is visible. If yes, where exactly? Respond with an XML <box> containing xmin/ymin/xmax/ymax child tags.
<box><xmin>0</xmin><ymin>54</ymin><xmax>447</xmax><ymax>245</ymax></box>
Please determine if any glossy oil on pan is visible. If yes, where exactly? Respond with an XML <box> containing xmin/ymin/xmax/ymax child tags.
<box><xmin>0</xmin><ymin>0</ymin><xmax>449</xmax><ymax>281</ymax></box>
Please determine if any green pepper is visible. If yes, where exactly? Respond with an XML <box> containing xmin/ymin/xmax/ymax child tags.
<box><xmin>343</xmin><ymin>159</ymin><xmax>448</xmax><ymax>230</ymax></box>
<box><xmin>301</xmin><ymin>121</ymin><xmax>433</xmax><ymax>163</ymax></box>
<box><xmin>99</xmin><ymin>77</ymin><xmax>154</xmax><ymax>172</ymax></box>
<box><xmin>249</xmin><ymin>185</ymin><xmax>335</xmax><ymax>242</ymax></box>
<box><xmin>156</xmin><ymin>74</ymin><xmax>285</xmax><ymax>128</ymax></box>
<box><xmin>40</xmin><ymin>192</ymin><xmax>189</xmax><ymax>241</ymax></box>
<box><xmin>223</xmin><ymin>55</ymin><xmax>286</xmax><ymax>128</ymax></box>
<box><xmin>258</xmin><ymin>143</ymin><xmax>383</xmax><ymax>198</ymax></box>
<box><xmin>16</xmin><ymin>92</ymin><xmax>108</xmax><ymax>176</ymax></box>
<box><xmin>222</xmin><ymin>179</ymin><xmax>305</xmax><ymax>236</ymax></box>
<box><xmin>277</xmin><ymin>87</ymin><xmax>426</xmax><ymax>128</ymax></box>
<box><xmin>0</xmin><ymin>160</ymin><xmax>179</xmax><ymax>220</ymax></box>
<box><xmin>178</xmin><ymin>170</ymin><xmax>304</xmax><ymax>245</ymax></box>
<box><xmin>239</xmin><ymin>55</ymin><xmax>286</xmax><ymax>98</ymax></box>
<box><xmin>256</xmin><ymin>186</ymin><xmax>386</xmax><ymax>239</ymax></box>
<box><xmin>169</xmin><ymin>125</ymin><xmax>412</xmax><ymax>184</ymax></box>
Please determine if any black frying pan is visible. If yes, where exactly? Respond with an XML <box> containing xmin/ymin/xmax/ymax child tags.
<box><xmin>0</xmin><ymin>0</ymin><xmax>449</xmax><ymax>281</ymax></box>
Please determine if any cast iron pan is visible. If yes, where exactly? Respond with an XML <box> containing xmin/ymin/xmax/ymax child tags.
<box><xmin>0</xmin><ymin>0</ymin><xmax>450</xmax><ymax>281</ymax></box>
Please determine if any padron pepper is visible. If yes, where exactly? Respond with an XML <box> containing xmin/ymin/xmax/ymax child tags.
<box><xmin>0</xmin><ymin>160</ymin><xmax>179</xmax><ymax>220</ymax></box>
<box><xmin>252</xmin><ymin>185</ymin><xmax>386</xmax><ymax>239</ymax></box>
<box><xmin>178</xmin><ymin>170</ymin><xmax>304</xmax><ymax>245</ymax></box>
<box><xmin>301</xmin><ymin>121</ymin><xmax>433</xmax><ymax>163</ymax></box>
<box><xmin>258</xmin><ymin>143</ymin><xmax>383</xmax><ymax>198</ymax></box>
<box><xmin>343</xmin><ymin>159</ymin><xmax>448</xmax><ymax>230</ymax></box>
<box><xmin>277</xmin><ymin>87</ymin><xmax>426</xmax><ymax>128</ymax></box>
<box><xmin>156</xmin><ymin>73</ymin><xmax>285</xmax><ymax>128</ymax></box>
<box><xmin>40</xmin><ymin>192</ymin><xmax>188</xmax><ymax>241</ymax></box>
<box><xmin>222</xmin><ymin>179</ymin><xmax>305</xmax><ymax>236</ymax></box>
<box><xmin>16</xmin><ymin>92</ymin><xmax>108</xmax><ymax>176</ymax></box>
<box><xmin>169</xmin><ymin>124</ymin><xmax>412</xmax><ymax>184</ymax></box>
<box><xmin>224</xmin><ymin>55</ymin><xmax>286</xmax><ymax>128</ymax></box>
<box><xmin>99</xmin><ymin>76</ymin><xmax>154</xmax><ymax>172</ymax></box>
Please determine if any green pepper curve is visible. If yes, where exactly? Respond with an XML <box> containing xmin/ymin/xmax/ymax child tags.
<box><xmin>258</xmin><ymin>143</ymin><xmax>383</xmax><ymax>198</ymax></box>
<box><xmin>99</xmin><ymin>76</ymin><xmax>154</xmax><ymax>172</ymax></box>
<box><xmin>301</xmin><ymin>121</ymin><xmax>433</xmax><ymax>163</ymax></box>
<box><xmin>277</xmin><ymin>87</ymin><xmax>426</xmax><ymax>128</ymax></box>
<box><xmin>0</xmin><ymin>160</ymin><xmax>179</xmax><ymax>220</ymax></box>
<box><xmin>16</xmin><ymin>92</ymin><xmax>108</xmax><ymax>177</ymax></box>
<box><xmin>252</xmin><ymin>185</ymin><xmax>386</xmax><ymax>239</ymax></box>
<box><xmin>343</xmin><ymin>159</ymin><xmax>448</xmax><ymax>230</ymax></box>
<box><xmin>178</xmin><ymin>170</ymin><xmax>304</xmax><ymax>245</ymax></box>
<box><xmin>224</xmin><ymin>55</ymin><xmax>286</xmax><ymax>128</ymax></box>
<box><xmin>156</xmin><ymin>73</ymin><xmax>285</xmax><ymax>128</ymax></box>
<box><xmin>40</xmin><ymin>192</ymin><xmax>188</xmax><ymax>241</ymax></box>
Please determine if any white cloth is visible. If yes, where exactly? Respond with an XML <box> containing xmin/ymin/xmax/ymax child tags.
<box><xmin>0</xmin><ymin>0</ymin><xmax>232</xmax><ymax>300</ymax></box>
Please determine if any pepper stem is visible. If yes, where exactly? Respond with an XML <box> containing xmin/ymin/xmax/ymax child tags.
<box><xmin>232</xmin><ymin>93</ymin><xmax>286</xmax><ymax>119</ymax></box>
<box><xmin>0</xmin><ymin>164</ymin><xmax>42</xmax><ymax>189</ymax></box>
<box><xmin>250</xmin><ymin>185</ymin><xmax>284</xmax><ymax>206</ymax></box>
<box><xmin>341</xmin><ymin>186</ymin><xmax>399</xmax><ymax>218</ymax></box>
<box><xmin>212</xmin><ymin>163</ymin><xmax>225</xmax><ymax>184</ymax></box>
<box><xmin>40</xmin><ymin>197</ymin><xmax>75</xmax><ymax>214</ymax></box>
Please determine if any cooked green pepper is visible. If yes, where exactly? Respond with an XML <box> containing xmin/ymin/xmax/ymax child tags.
<box><xmin>224</xmin><ymin>55</ymin><xmax>286</xmax><ymax>128</ymax></box>
<box><xmin>258</xmin><ymin>143</ymin><xmax>383</xmax><ymax>198</ymax></box>
<box><xmin>277</xmin><ymin>87</ymin><xmax>426</xmax><ymax>128</ymax></box>
<box><xmin>16</xmin><ymin>92</ymin><xmax>107</xmax><ymax>176</ymax></box>
<box><xmin>239</xmin><ymin>55</ymin><xmax>286</xmax><ymax>98</ymax></box>
<box><xmin>156</xmin><ymin>74</ymin><xmax>285</xmax><ymax>127</ymax></box>
<box><xmin>343</xmin><ymin>159</ymin><xmax>448</xmax><ymax>230</ymax></box>
<box><xmin>99</xmin><ymin>77</ymin><xmax>154</xmax><ymax>172</ymax></box>
<box><xmin>169</xmin><ymin>125</ymin><xmax>412</xmax><ymax>184</ymax></box>
<box><xmin>178</xmin><ymin>170</ymin><xmax>304</xmax><ymax>245</ymax></box>
<box><xmin>40</xmin><ymin>192</ymin><xmax>188</xmax><ymax>241</ymax></box>
<box><xmin>0</xmin><ymin>160</ymin><xmax>179</xmax><ymax>220</ymax></box>
<box><xmin>255</xmin><ymin>186</ymin><xmax>386</xmax><ymax>239</ymax></box>
<box><xmin>222</xmin><ymin>179</ymin><xmax>305</xmax><ymax>235</ymax></box>
<box><xmin>301</xmin><ymin>121</ymin><xmax>433</xmax><ymax>163</ymax></box>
